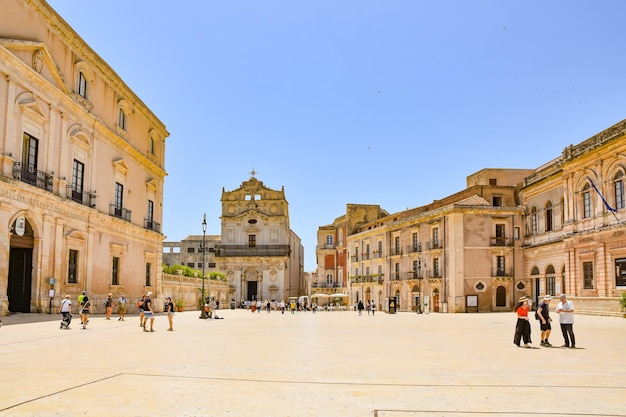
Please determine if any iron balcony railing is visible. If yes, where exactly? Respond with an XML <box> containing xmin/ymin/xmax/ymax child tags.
<box><xmin>426</xmin><ymin>241</ymin><xmax>443</xmax><ymax>250</ymax></box>
<box><xmin>12</xmin><ymin>162</ymin><xmax>53</xmax><ymax>192</ymax></box>
<box><xmin>406</xmin><ymin>244</ymin><xmax>422</xmax><ymax>253</ymax></box>
<box><xmin>66</xmin><ymin>185</ymin><xmax>96</xmax><ymax>207</ymax></box>
<box><xmin>491</xmin><ymin>237</ymin><xmax>512</xmax><ymax>247</ymax></box>
<box><xmin>215</xmin><ymin>244</ymin><xmax>290</xmax><ymax>257</ymax></box>
<box><xmin>492</xmin><ymin>267</ymin><xmax>513</xmax><ymax>277</ymax></box>
<box><xmin>144</xmin><ymin>218</ymin><xmax>161</xmax><ymax>233</ymax></box>
<box><xmin>109</xmin><ymin>204</ymin><xmax>131</xmax><ymax>221</ymax></box>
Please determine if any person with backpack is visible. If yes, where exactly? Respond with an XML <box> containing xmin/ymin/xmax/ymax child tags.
<box><xmin>536</xmin><ymin>295</ymin><xmax>553</xmax><ymax>347</ymax></box>
<box><xmin>59</xmin><ymin>294</ymin><xmax>72</xmax><ymax>329</ymax></box>
<box><xmin>104</xmin><ymin>293</ymin><xmax>113</xmax><ymax>320</ymax></box>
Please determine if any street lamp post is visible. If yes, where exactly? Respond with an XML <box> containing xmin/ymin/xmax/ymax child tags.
<box><xmin>415</xmin><ymin>258</ymin><xmax>426</xmax><ymax>314</ymax></box>
<box><xmin>199</xmin><ymin>213</ymin><xmax>207</xmax><ymax>319</ymax></box>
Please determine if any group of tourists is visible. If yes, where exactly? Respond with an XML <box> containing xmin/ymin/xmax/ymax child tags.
<box><xmin>513</xmin><ymin>293</ymin><xmax>576</xmax><ymax>348</ymax></box>
<box><xmin>58</xmin><ymin>290</ymin><xmax>175</xmax><ymax>332</ymax></box>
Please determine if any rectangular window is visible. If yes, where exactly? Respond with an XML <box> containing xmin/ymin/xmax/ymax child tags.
<box><xmin>583</xmin><ymin>261</ymin><xmax>594</xmax><ymax>289</ymax></box>
<box><xmin>412</xmin><ymin>233</ymin><xmax>420</xmax><ymax>251</ymax></box>
<box><xmin>615</xmin><ymin>258</ymin><xmax>626</xmax><ymax>287</ymax></box>
<box><xmin>114</xmin><ymin>182</ymin><xmax>123</xmax><ymax>216</ymax></box>
<box><xmin>208</xmin><ymin>262</ymin><xmax>216</xmax><ymax>268</ymax></box>
<box><xmin>492</xmin><ymin>196</ymin><xmax>502</xmax><ymax>207</ymax></box>
<box><xmin>197</xmin><ymin>262</ymin><xmax>203</xmax><ymax>268</ymax></box>
<box><xmin>112</xmin><ymin>257</ymin><xmax>119</xmax><ymax>285</ymax></box>
<box><xmin>187</xmin><ymin>247</ymin><xmax>195</xmax><ymax>253</ymax></box>
<box><xmin>78</xmin><ymin>72</ymin><xmax>87</xmax><ymax>98</ymax></box>
<box><xmin>326</xmin><ymin>235</ymin><xmax>333</xmax><ymax>246</ymax></box>
<box><xmin>514</xmin><ymin>227</ymin><xmax>520</xmax><ymax>240</ymax></box>
<box><xmin>187</xmin><ymin>263</ymin><xmax>194</xmax><ymax>267</ymax></box>
<box><xmin>248</xmin><ymin>234</ymin><xmax>256</xmax><ymax>247</ymax></box>
<box><xmin>68</xmin><ymin>249</ymin><xmax>78</xmax><ymax>283</ymax></box>
<box><xmin>495</xmin><ymin>224</ymin><xmax>506</xmax><ymax>245</ymax></box>
<box><xmin>433</xmin><ymin>228</ymin><xmax>439</xmax><ymax>247</ymax></box>
<box><xmin>433</xmin><ymin>258</ymin><xmax>440</xmax><ymax>277</ymax></box>
<box><xmin>147</xmin><ymin>200</ymin><xmax>154</xmax><ymax>222</ymax></box>
<box><xmin>145</xmin><ymin>262</ymin><xmax>151</xmax><ymax>286</ymax></box>
<box><xmin>71</xmin><ymin>159</ymin><xmax>84</xmax><ymax>199</ymax></box>
<box><xmin>496</xmin><ymin>256</ymin><xmax>505</xmax><ymax>276</ymax></box>
<box><xmin>394</xmin><ymin>236</ymin><xmax>400</xmax><ymax>254</ymax></box>
<box><xmin>377</xmin><ymin>240</ymin><xmax>383</xmax><ymax>255</ymax></box>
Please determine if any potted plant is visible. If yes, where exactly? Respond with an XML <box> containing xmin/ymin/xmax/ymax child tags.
<box><xmin>175</xmin><ymin>299</ymin><xmax>184</xmax><ymax>312</ymax></box>
<box><xmin>619</xmin><ymin>293</ymin><xmax>626</xmax><ymax>318</ymax></box>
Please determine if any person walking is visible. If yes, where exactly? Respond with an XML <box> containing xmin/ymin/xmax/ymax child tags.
<box><xmin>59</xmin><ymin>294</ymin><xmax>72</xmax><ymax>329</ymax></box>
<box><xmin>537</xmin><ymin>295</ymin><xmax>553</xmax><ymax>347</ymax></box>
<box><xmin>105</xmin><ymin>293</ymin><xmax>113</xmax><ymax>319</ymax></box>
<box><xmin>80</xmin><ymin>291</ymin><xmax>91</xmax><ymax>330</ymax></box>
<box><xmin>142</xmin><ymin>291</ymin><xmax>155</xmax><ymax>332</ymax></box>
<box><xmin>556</xmin><ymin>293</ymin><xmax>575</xmax><ymax>348</ymax></box>
<box><xmin>371</xmin><ymin>300</ymin><xmax>376</xmax><ymax>316</ymax></box>
<box><xmin>357</xmin><ymin>300</ymin><xmax>364</xmax><ymax>316</ymax></box>
<box><xmin>138</xmin><ymin>295</ymin><xmax>146</xmax><ymax>327</ymax></box>
<box><xmin>513</xmin><ymin>296</ymin><xmax>532</xmax><ymax>348</ymax></box>
<box><xmin>77</xmin><ymin>291</ymin><xmax>85</xmax><ymax>325</ymax></box>
<box><xmin>117</xmin><ymin>293</ymin><xmax>127</xmax><ymax>321</ymax></box>
<box><xmin>165</xmin><ymin>296</ymin><xmax>175</xmax><ymax>331</ymax></box>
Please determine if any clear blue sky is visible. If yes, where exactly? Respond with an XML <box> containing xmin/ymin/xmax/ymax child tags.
<box><xmin>48</xmin><ymin>0</ymin><xmax>626</xmax><ymax>272</ymax></box>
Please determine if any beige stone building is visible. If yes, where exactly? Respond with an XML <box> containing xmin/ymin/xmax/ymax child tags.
<box><xmin>520</xmin><ymin>118</ymin><xmax>626</xmax><ymax>313</ymax></box>
<box><xmin>316</xmin><ymin>169</ymin><xmax>534</xmax><ymax>313</ymax></box>
<box><xmin>317</xmin><ymin>120</ymin><xmax>626</xmax><ymax>314</ymax></box>
<box><xmin>0</xmin><ymin>0</ymin><xmax>169</xmax><ymax>314</ymax></box>
<box><xmin>163</xmin><ymin>176</ymin><xmax>304</xmax><ymax>306</ymax></box>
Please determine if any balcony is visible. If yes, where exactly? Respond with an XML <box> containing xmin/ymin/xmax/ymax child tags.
<box><xmin>351</xmin><ymin>254</ymin><xmax>359</xmax><ymax>262</ymax></box>
<box><xmin>426</xmin><ymin>241</ymin><xmax>443</xmax><ymax>250</ymax></box>
<box><xmin>491</xmin><ymin>237</ymin><xmax>511</xmax><ymax>247</ymax></box>
<box><xmin>144</xmin><ymin>218</ymin><xmax>161</xmax><ymax>233</ymax></box>
<box><xmin>492</xmin><ymin>267</ymin><xmax>513</xmax><ymax>277</ymax></box>
<box><xmin>350</xmin><ymin>275</ymin><xmax>384</xmax><ymax>284</ymax></box>
<box><xmin>312</xmin><ymin>282</ymin><xmax>343</xmax><ymax>288</ymax></box>
<box><xmin>109</xmin><ymin>204</ymin><xmax>132</xmax><ymax>221</ymax></box>
<box><xmin>406</xmin><ymin>244</ymin><xmax>422</xmax><ymax>253</ymax></box>
<box><xmin>426</xmin><ymin>270</ymin><xmax>441</xmax><ymax>279</ymax></box>
<box><xmin>407</xmin><ymin>270</ymin><xmax>425</xmax><ymax>280</ymax></box>
<box><xmin>66</xmin><ymin>185</ymin><xmax>96</xmax><ymax>207</ymax></box>
<box><xmin>215</xmin><ymin>244</ymin><xmax>290</xmax><ymax>257</ymax></box>
<box><xmin>389</xmin><ymin>247</ymin><xmax>402</xmax><ymax>256</ymax></box>
<box><xmin>12</xmin><ymin>162</ymin><xmax>53</xmax><ymax>192</ymax></box>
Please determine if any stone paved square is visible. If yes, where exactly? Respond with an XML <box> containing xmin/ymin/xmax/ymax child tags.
<box><xmin>0</xmin><ymin>310</ymin><xmax>624</xmax><ymax>416</ymax></box>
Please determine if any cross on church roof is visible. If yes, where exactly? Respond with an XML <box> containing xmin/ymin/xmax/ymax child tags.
<box><xmin>249</xmin><ymin>168</ymin><xmax>258</xmax><ymax>177</ymax></box>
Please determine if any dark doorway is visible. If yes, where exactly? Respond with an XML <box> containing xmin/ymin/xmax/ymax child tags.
<box><xmin>8</xmin><ymin>248</ymin><xmax>33</xmax><ymax>312</ymax></box>
<box><xmin>247</xmin><ymin>281</ymin><xmax>258</xmax><ymax>301</ymax></box>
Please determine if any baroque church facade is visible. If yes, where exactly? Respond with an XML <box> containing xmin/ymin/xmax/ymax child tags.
<box><xmin>163</xmin><ymin>176</ymin><xmax>304</xmax><ymax>305</ymax></box>
<box><xmin>0</xmin><ymin>0</ymin><xmax>169</xmax><ymax>315</ymax></box>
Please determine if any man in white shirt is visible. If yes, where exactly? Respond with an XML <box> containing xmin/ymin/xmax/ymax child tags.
<box><xmin>556</xmin><ymin>293</ymin><xmax>575</xmax><ymax>348</ymax></box>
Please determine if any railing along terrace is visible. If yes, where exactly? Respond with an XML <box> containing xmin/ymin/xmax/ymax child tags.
<box><xmin>215</xmin><ymin>245</ymin><xmax>290</xmax><ymax>257</ymax></box>
<box><xmin>12</xmin><ymin>162</ymin><xmax>53</xmax><ymax>192</ymax></box>
<box><xmin>406</xmin><ymin>244</ymin><xmax>422</xmax><ymax>253</ymax></box>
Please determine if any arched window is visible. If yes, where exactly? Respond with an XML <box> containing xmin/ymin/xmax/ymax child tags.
<box><xmin>546</xmin><ymin>265</ymin><xmax>555</xmax><ymax>296</ymax></box>
<box><xmin>614</xmin><ymin>171</ymin><xmax>625</xmax><ymax>210</ymax></box>
<box><xmin>78</xmin><ymin>71</ymin><xmax>87</xmax><ymax>98</ymax></box>
<box><xmin>118</xmin><ymin>108</ymin><xmax>126</xmax><ymax>130</ymax></box>
<box><xmin>545</xmin><ymin>201</ymin><xmax>553</xmax><ymax>232</ymax></box>
<box><xmin>495</xmin><ymin>286</ymin><xmax>506</xmax><ymax>307</ymax></box>
<box><xmin>582</xmin><ymin>183</ymin><xmax>592</xmax><ymax>218</ymax></box>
